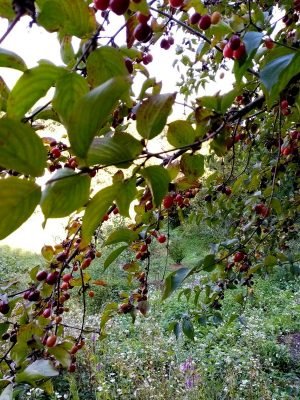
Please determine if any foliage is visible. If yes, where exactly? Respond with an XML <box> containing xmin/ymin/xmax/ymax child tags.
<box><xmin>0</xmin><ymin>0</ymin><xmax>299</xmax><ymax>393</ymax></box>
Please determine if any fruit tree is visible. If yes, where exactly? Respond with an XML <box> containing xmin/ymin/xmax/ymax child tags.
<box><xmin>0</xmin><ymin>0</ymin><xmax>299</xmax><ymax>394</ymax></box>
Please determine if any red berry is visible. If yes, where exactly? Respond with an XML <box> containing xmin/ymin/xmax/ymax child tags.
<box><xmin>211</xmin><ymin>11</ymin><xmax>221</xmax><ymax>24</ymax></box>
<box><xmin>36</xmin><ymin>270</ymin><xmax>48</xmax><ymax>281</ymax></box>
<box><xmin>157</xmin><ymin>234</ymin><xmax>166</xmax><ymax>244</ymax></box>
<box><xmin>280</xmin><ymin>100</ymin><xmax>289</xmax><ymax>109</ymax></box>
<box><xmin>60</xmin><ymin>282</ymin><xmax>69</xmax><ymax>291</ymax></box>
<box><xmin>94</xmin><ymin>0</ymin><xmax>110</xmax><ymax>10</ymax></box>
<box><xmin>189</xmin><ymin>12</ymin><xmax>201</xmax><ymax>25</ymax></box>
<box><xmin>145</xmin><ymin>236</ymin><xmax>152</xmax><ymax>244</ymax></box>
<box><xmin>169</xmin><ymin>0</ymin><xmax>184</xmax><ymax>7</ymax></box>
<box><xmin>46</xmin><ymin>271</ymin><xmax>59</xmax><ymax>285</ymax></box>
<box><xmin>281</xmin><ymin>145</ymin><xmax>293</xmax><ymax>156</ymax></box>
<box><xmin>81</xmin><ymin>257</ymin><xmax>92</xmax><ymax>270</ymax></box>
<box><xmin>264</xmin><ymin>38</ymin><xmax>274</xmax><ymax>49</ymax></box>
<box><xmin>233</xmin><ymin>252</ymin><xmax>245</xmax><ymax>263</ymax></box>
<box><xmin>46</xmin><ymin>335</ymin><xmax>57</xmax><ymax>348</ymax></box>
<box><xmin>140</xmin><ymin>244</ymin><xmax>148</xmax><ymax>252</ymax></box>
<box><xmin>50</xmin><ymin>147</ymin><xmax>61</xmax><ymax>159</ymax></box>
<box><xmin>168</xmin><ymin>36</ymin><xmax>174</xmax><ymax>45</ymax></box>
<box><xmin>136</xmin><ymin>252</ymin><xmax>142</xmax><ymax>260</ymax></box>
<box><xmin>163</xmin><ymin>195</ymin><xmax>174</xmax><ymax>209</ymax></box>
<box><xmin>175</xmin><ymin>194</ymin><xmax>184</xmax><ymax>205</ymax></box>
<box><xmin>233</xmin><ymin>43</ymin><xmax>246</xmax><ymax>60</ymax></box>
<box><xmin>88</xmin><ymin>290</ymin><xmax>95</xmax><ymax>298</ymax></box>
<box><xmin>113</xmin><ymin>207</ymin><xmax>119</xmax><ymax>215</ymax></box>
<box><xmin>142</xmin><ymin>53</ymin><xmax>153</xmax><ymax>65</ymax></box>
<box><xmin>199</xmin><ymin>15</ymin><xmax>211</xmax><ymax>30</ymax></box>
<box><xmin>229</xmin><ymin>35</ymin><xmax>241</xmax><ymax>50</ymax></box>
<box><xmin>254</xmin><ymin>204</ymin><xmax>264</xmax><ymax>214</ymax></box>
<box><xmin>28</xmin><ymin>290</ymin><xmax>40</xmax><ymax>302</ymax></box>
<box><xmin>109</xmin><ymin>0</ymin><xmax>130</xmax><ymax>15</ymax></box>
<box><xmin>133</xmin><ymin>23</ymin><xmax>153</xmax><ymax>43</ymax></box>
<box><xmin>160</xmin><ymin>38</ymin><xmax>171</xmax><ymax>50</ymax></box>
<box><xmin>62</xmin><ymin>273</ymin><xmax>72</xmax><ymax>283</ymax></box>
<box><xmin>42</xmin><ymin>308</ymin><xmax>51</xmax><ymax>318</ymax></box>
<box><xmin>70</xmin><ymin>345</ymin><xmax>79</xmax><ymax>354</ymax></box>
<box><xmin>0</xmin><ymin>300</ymin><xmax>10</xmax><ymax>315</ymax></box>
<box><xmin>137</xmin><ymin>12</ymin><xmax>151</xmax><ymax>24</ymax></box>
<box><xmin>68</xmin><ymin>363</ymin><xmax>76</xmax><ymax>373</ymax></box>
<box><xmin>223</xmin><ymin>43</ymin><xmax>233</xmax><ymax>58</ymax></box>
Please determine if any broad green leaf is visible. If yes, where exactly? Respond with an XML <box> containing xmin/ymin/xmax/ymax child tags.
<box><xmin>0</xmin><ymin>77</ymin><xmax>10</xmax><ymax>112</ymax></box>
<box><xmin>60</xmin><ymin>36</ymin><xmax>75</xmax><ymax>65</ymax></box>
<box><xmin>202</xmin><ymin>254</ymin><xmax>216</xmax><ymax>272</ymax></box>
<box><xmin>162</xmin><ymin>267</ymin><xmax>190</xmax><ymax>300</ymax></box>
<box><xmin>264</xmin><ymin>255</ymin><xmax>277</xmax><ymax>267</ymax></box>
<box><xmin>141</xmin><ymin>165</ymin><xmax>171</xmax><ymax>207</ymax></box>
<box><xmin>0</xmin><ymin>384</ymin><xmax>13</xmax><ymax>400</ymax></box>
<box><xmin>48</xmin><ymin>343</ymin><xmax>72</xmax><ymax>368</ymax></box>
<box><xmin>7</xmin><ymin>64</ymin><xmax>65</xmax><ymax>119</ymax></box>
<box><xmin>233</xmin><ymin>31</ymin><xmax>263</xmax><ymax>84</ymax></box>
<box><xmin>180</xmin><ymin>153</ymin><xmax>205</xmax><ymax>179</ymax></box>
<box><xmin>100</xmin><ymin>302</ymin><xmax>118</xmax><ymax>329</ymax></box>
<box><xmin>37</xmin><ymin>0</ymin><xmax>96</xmax><ymax>38</ymax></box>
<box><xmin>0</xmin><ymin>48</ymin><xmax>27</xmax><ymax>71</ymax></box>
<box><xmin>0</xmin><ymin>0</ymin><xmax>14</xmax><ymax>20</ymax></box>
<box><xmin>271</xmin><ymin>197</ymin><xmax>282</xmax><ymax>215</ymax></box>
<box><xmin>41</xmin><ymin>169</ymin><xmax>91</xmax><ymax>219</ymax></box>
<box><xmin>182</xmin><ymin>317</ymin><xmax>195</xmax><ymax>340</ymax></box>
<box><xmin>87</xmin><ymin>46</ymin><xmax>129</xmax><ymax>88</ymax></box>
<box><xmin>0</xmin><ymin>322</ymin><xmax>9</xmax><ymax>337</ymax></box>
<box><xmin>16</xmin><ymin>360</ymin><xmax>59</xmax><ymax>384</ymax></box>
<box><xmin>52</xmin><ymin>72</ymin><xmax>89</xmax><ymax>125</ymax></box>
<box><xmin>260</xmin><ymin>52</ymin><xmax>300</xmax><ymax>106</ymax></box>
<box><xmin>200</xmin><ymin>89</ymin><xmax>238</xmax><ymax>114</ymax></box>
<box><xmin>0</xmin><ymin>178</ymin><xmax>41</xmax><ymax>240</ymax></box>
<box><xmin>0</xmin><ymin>118</ymin><xmax>47</xmax><ymax>176</ymax></box>
<box><xmin>81</xmin><ymin>185</ymin><xmax>118</xmax><ymax>245</ymax></box>
<box><xmin>105</xmin><ymin>228</ymin><xmax>139</xmax><ymax>246</ymax></box>
<box><xmin>136</xmin><ymin>93</ymin><xmax>176</xmax><ymax>140</ymax></box>
<box><xmin>67</xmin><ymin>76</ymin><xmax>131</xmax><ymax>158</ymax></box>
<box><xmin>115</xmin><ymin>177</ymin><xmax>137</xmax><ymax>217</ymax></box>
<box><xmin>85</xmin><ymin>133</ymin><xmax>143</xmax><ymax>168</ymax></box>
<box><xmin>104</xmin><ymin>245</ymin><xmax>128</xmax><ymax>270</ymax></box>
<box><xmin>167</xmin><ymin>120</ymin><xmax>196</xmax><ymax>147</ymax></box>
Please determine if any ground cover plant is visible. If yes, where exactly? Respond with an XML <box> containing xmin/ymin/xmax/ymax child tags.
<box><xmin>0</xmin><ymin>0</ymin><xmax>299</xmax><ymax>397</ymax></box>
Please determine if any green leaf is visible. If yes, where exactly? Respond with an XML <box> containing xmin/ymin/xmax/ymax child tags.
<box><xmin>7</xmin><ymin>64</ymin><xmax>65</xmax><ymax>120</ymax></box>
<box><xmin>105</xmin><ymin>228</ymin><xmax>139</xmax><ymax>246</ymax></box>
<box><xmin>115</xmin><ymin>177</ymin><xmax>137</xmax><ymax>217</ymax></box>
<box><xmin>167</xmin><ymin>120</ymin><xmax>196</xmax><ymax>147</ymax></box>
<box><xmin>260</xmin><ymin>52</ymin><xmax>300</xmax><ymax>106</ymax></box>
<box><xmin>87</xmin><ymin>46</ymin><xmax>129</xmax><ymax>88</ymax></box>
<box><xmin>0</xmin><ymin>0</ymin><xmax>14</xmax><ymax>19</ymax></box>
<box><xmin>0</xmin><ymin>48</ymin><xmax>27</xmax><ymax>71</ymax></box>
<box><xmin>85</xmin><ymin>133</ymin><xmax>143</xmax><ymax>168</ymax></box>
<box><xmin>200</xmin><ymin>89</ymin><xmax>238</xmax><ymax>114</ymax></box>
<box><xmin>202</xmin><ymin>254</ymin><xmax>216</xmax><ymax>272</ymax></box>
<box><xmin>100</xmin><ymin>302</ymin><xmax>118</xmax><ymax>329</ymax></box>
<box><xmin>0</xmin><ymin>77</ymin><xmax>10</xmax><ymax>112</ymax></box>
<box><xmin>48</xmin><ymin>343</ymin><xmax>72</xmax><ymax>368</ymax></box>
<box><xmin>16</xmin><ymin>360</ymin><xmax>59</xmax><ymax>384</ymax></box>
<box><xmin>0</xmin><ymin>322</ymin><xmax>9</xmax><ymax>337</ymax></box>
<box><xmin>162</xmin><ymin>267</ymin><xmax>190</xmax><ymax>300</ymax></box>
<box><xmin>52</xmin><ymin>72</ymin><xmax>89</xmax><ymax>125</ymax></box>
<box><xmin>104</xmin><ymin>245</ymin><xmax>128</xmax><ymax>270</ymax></box>
<box><xmin>182</xmin><ymin>317</ymin><xmax>195</xmax><ymax>340</ymax></box>
<box><xmin>67</xmin><ymin>76</ymin><xmax>131</xmax><ymax>158</ymax></box>
<box><xmin>264</xmin><ymin>255</ymin><xmax>277</xmax><ymax>267</ymax></box>
<box><xmin>233</xmin><ymin>31</ymin><xmax>263</xmax><ymax>84</ymax></box>
<box><xmin>271</xmin><ymin>197</ymin><xmax>282</xmax><ymax>215</ymax></box>
<box><xmin>136</xmin><ymin>93</ymin><xmax>176</xmax><ymax>140</ymax></box>
<box><xmin>59</xmin><ymin>35</ymin><xmax>75</xmax><ymax>65</ymax></box>
<box><xmin>37</xmin><ymin>0</ymin><xmax>96</xmax><ymax>38</ymax></box>
<box><xmin>0</xmin><ymin>118</ymin><xmax>47</xmax><ymax>176</ymax></box>
<box><xmin>141</xmin><ymin>165</ymin><xmax>171</xmax><ymax>207</ymax></box>
<box><xmin>41</xmin><ymin>169</ymin><xmax>91</xmax><ymax>219</ymax></box>
<box><xmin>0</xmin><ymin>178</ymin><xmax>41</xmax><ymax>240</ymax></box>
<box><xmin>81</xmin><ymin>185</ymin><xmax>118</xmax><ymax>246</ymax></box>
<box><xmin>180</xmin><ymin>153</ymin><xmax>205</xmax><ymax>179</ymax></box>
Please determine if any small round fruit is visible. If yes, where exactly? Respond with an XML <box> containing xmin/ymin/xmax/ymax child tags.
<box><xmin>70</xmin><ymin>345</ymin><xmax>79</xmax><ymax>354</ymax></box>
<box><xmin>62</xmin><ymin>273</ymin><xmax>72</xmax><ymax>283</ymax></box>
<box><xmin>42</xmin><ymin>308</ymin><xmax>52</xmax><ymax>318</ymax></box>
<box><xmin>68</xmin><ymin>363</ymin><xmax>76</xmax><ymax>373</ymax></box>
<box><xmin>233</xmin><ymin>252</ymin><xmax>245</xmax><ymax>263</ymax></box>
<box><xmin>140</xmin><ymin>244</ymin><xmax>148</xmax><ymax>252</ymax></box>
<box><xmin>280</xmin><ymin>100</ymin><xmax>289</xmax><ymax>109</ymax></box>
<box><xmin>163</xmin><ymin>195</ymin><xmax>174</xmax><ymax>209</ymax></box>
<box><xmin>0</xmin><ymin>300</ymin><xmax>10</xmax><ymax>315</ymax></box>
<box><xmin>60</xmin><ymin>282</ymin><xmax>69</xmax><ymax>291</ymax></box>
<box><xmin>211</xmin><ymin>11</ymin><xmax>221</xmax><ymax>24</ymax></box>
<box><xmin>223</xmin><ymin>43</ymin><xmax>233</xmax><ymax>58</ymax></box>
<box><xmin>36</xmin><ymin>270</ymin><xmax>48</xmax><ymax>281</ymax></box>
<box><xmin>109</xmin><ymin>0</ymin><xmax>130</xmax><ymax>15</ymax></box>
<box><xmin>137</xmin><ymin>12</ymin><xmax>151</xmax><ymax>24</ymax></box>
<box><xmin>46</xmin><ymin>271</ymin><xmax>59</xmax><ymax>285</ymax></box>
<box><xmin>189</xmin><ymin>12</ymin><xmax>201</xmax><ymax>25</ymax></box>
<box><xmin>233</xmin><ymin>43</ymin><xmax>246</xmax><ymax>60</ymax></box>
<box><xmin>169</xmin><ymin>0</ymin><xmax>184</xmax><ymax>7</ymax></box>
<box><xmin>198</xmin><ymin>14</ymin><xmax>211</xmax><ymax>30</ymax></box>
<box><xmin>157</xmin><ymin>234</ymin><xmax>166</xmax><ymax>244</ymax></box>
<box><xmin>229</xmin><ymin>35</ymin><xmax>241</xmax><ymax>50</ymax></box>
<box><xmin>81</xmin><ymin>257</ymin><xmax>92</xmax><ymax>270</ymax></box>
<box><xmin>142</xmin><ymin>53</ymin><xmax>153</xmax><ymax>65</ymax></box>
<box><xmin>160</xmin><ymin>38</ymin><xmax>171</xmax><ymax>50</ymax></box>
<box><xmin>94</xmin><ymin>0</ymin><xmax>109</xmax><ymax>10</ymax></box>
<box><xmin>136</xmin><ymin>252</ymin><xmax>142</xmax><ymax>260</ymax></box>
<box><xmin>28</xmin><ymin>290</ymin><xmax>40</xmax><ymax>302</ymax></box>
<box><xmin>50</xmin><ymin>147</ymin><xmax>61</xmax><ymax>159</ymax></box>
<box><xmin>264</xmin><ymin>38</ymin><xmax>274</xmax><ymax>49</ymax></box>
<box><xmin>88</xmin><ymin>290</ymin><xmax>95</xmax><ymax>298</ymax></box>
<box><xmin>133</xmin><ymin>23</ymin><xmax>153</xmax><ymax>42</ymax></box>
<box><xmin>46</xmin><ymin>335</ymin><xmax>57</xmax><ymax>348</ymax></box>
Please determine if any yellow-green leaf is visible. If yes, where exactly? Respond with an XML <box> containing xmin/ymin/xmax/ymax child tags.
<box><xmin>0</xmin><ymin>48</ymin><xmax>27</xmax><ymax>71</ymax></box>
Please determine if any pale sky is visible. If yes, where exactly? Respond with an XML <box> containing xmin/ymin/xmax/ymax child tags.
<box><xmin>0</xmin><ymin>13</ymin><xmax>233</xmax><ymax>252</ymax></box>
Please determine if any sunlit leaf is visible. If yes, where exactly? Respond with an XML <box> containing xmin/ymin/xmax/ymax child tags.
<box><xmin>0</xmin><ymin>48</ymin><xmax>27</xmax><ymax>71</ymax></box>
<box><xmin>0</xmin><ymin>178</ymin><xmax>41</xmax><ymax>240</ymax></box>
<box><xmin>16</xmin><ymin>360</ymin><xmax>59</xmax><ymax>384</ymax></box>
<box><xmin>141</xmin><ymin>166</ymin><xmax>171</xmax><ymax>207</ymax></box>
<box><xmin>105</xmin><ymin>228</ymin><xmax>139</xmax><ymax>246</ymax></box>
<box><xmin>167</xmin><ymin>120</ymin><xmax>196</xmax><ymax>147</ymax></box>
<box><xmin>180</xmin><ymin>153</ymin><xmax>205</xmax><ymax>179</ymax></box>
<box><xmin>0</xmin><ymin>118</ymin><xmax>47</xmax><ymax>176</ymax></box>
<box><xmin>41</xmin><ymin>169</ymin><xmax>91</xmax><ymax>219</ymax></box>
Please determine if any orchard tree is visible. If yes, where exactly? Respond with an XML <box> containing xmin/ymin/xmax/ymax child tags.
<box><xmin>0</xmin><ymin>0</ymin><xmax>299</xmax><ymax>394</ymax></box>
